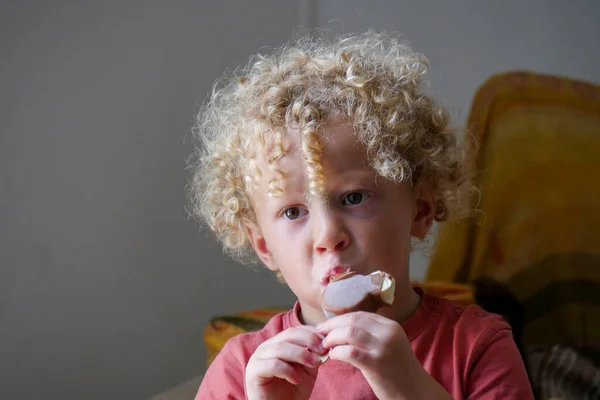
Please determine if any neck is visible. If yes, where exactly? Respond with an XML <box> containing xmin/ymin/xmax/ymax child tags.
<box><xmin>297</xmin><ymin>301</ymin><xmax>327</xmax><ymax>326</ymax></box>
<box><xmin>379</xmin><ymin>279</ymin><xmax>421</xmax><ymax>324</ymax></box>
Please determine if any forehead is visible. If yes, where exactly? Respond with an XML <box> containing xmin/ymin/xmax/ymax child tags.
<box><xmin>248</xmin><ymin>117</ymin><xmax>371</xmax><ymax>182</ymax></box>
<box><xmin>313</xmin><ymin>118</ymin><xmax>370</xmax><ymax>173</ymax></box>
<box><xmin>242</xmin><ymin>117</ymin><xmax>377</xmax><ymax>213</ymax></box>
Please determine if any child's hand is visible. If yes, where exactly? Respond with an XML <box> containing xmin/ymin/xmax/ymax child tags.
<box><xmin>245</xmin><ymin>326</ymin><xmax>326</xmax><ymax>400</ymax></box>
<box><xmin>317</xmin><ymin>312</ymin><xmax>440</xmax><ymax>400</ymax></box>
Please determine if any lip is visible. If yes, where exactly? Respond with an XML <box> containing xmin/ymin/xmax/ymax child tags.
<box><xmin>321</xmin><ymin>265</ymin><xmax>352</xmax><ymax>286</ymax></box>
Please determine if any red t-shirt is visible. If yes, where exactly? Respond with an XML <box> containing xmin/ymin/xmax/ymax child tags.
<box><xmin>196</xmin><ymin>288</ymin><xmax>534</xmax><ymax>399</ymax></box>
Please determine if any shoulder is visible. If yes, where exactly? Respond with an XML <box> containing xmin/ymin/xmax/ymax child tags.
<box><xmin>425</xmin><ymin>296</ymin><xmax>534</xmax><ymax>398</ymax></box>
<box><xmin>456</xmin><ymin>302</ymin><xmax>511</xmax><ymax>336</ymax></box>
<box><xmin>195</xmin><ymin>309</ymin><xmax>292</xmax><ymax>400</ymax></box>
<box><xmin>430</xmin><ymin>295</ymin><xmax>512</xmax><ymax>339</ymax></box>
<box><xmin>221</xmin><ymin>308</ymin><xmax>291</xmax><ymax>365</ymax></box>
<box><xmin>418</xmin><ymin>294</ymin><xmax>516</xmax><ymax>366</ymax></box>
<box><xmin>454</xmin><ymin>304</ymin><xmax>533</xmax><ymax>397</ymax></box>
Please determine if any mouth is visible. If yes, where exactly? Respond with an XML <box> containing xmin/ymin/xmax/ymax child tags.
<box><xmin>321</xmin><ymin>265</ymin><xmax>352</xmax><ymax>286</ymax></box>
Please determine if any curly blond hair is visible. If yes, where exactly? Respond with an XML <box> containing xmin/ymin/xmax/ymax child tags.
<box><xmin>189</xmin><ymin>31</ymin><xmax>472</xmax><ymax>263</ymax></box>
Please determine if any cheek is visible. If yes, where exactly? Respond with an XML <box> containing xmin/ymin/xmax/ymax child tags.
<box><xmin>360</xmin><ymin>207</ymin><xmax>413</xmax><ymax>256</ymax></box>
<box><xmin>266</xmin><ymin>222</ymin><xmax>311</xmax><ymax>259</ymax></box>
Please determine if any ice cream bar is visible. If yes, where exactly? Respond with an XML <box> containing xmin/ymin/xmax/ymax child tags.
<box><xmin>321</xmin><ymin>270</ymin><xmax>396</xmax><ymax>319</ymax></box>
<box><xmin>315</xmin><ymin>270</ymin><xmax>395</xmax><ymax>362</ymax></box>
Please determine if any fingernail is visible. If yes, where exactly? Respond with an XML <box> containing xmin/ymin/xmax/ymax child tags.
<box><xmin>309</xmin><ymin>354</ymin><xmax>321</xmax><ymax>366</ymax></box>
<box><xmin>316</xmin><ymin>323</ymin><xmax>324</xmax><ymax>331</ymax></box>
<box><xmin>311</xmin><ymin>342</ymin><xmax>326</xmax><ymax>354</ymax></box>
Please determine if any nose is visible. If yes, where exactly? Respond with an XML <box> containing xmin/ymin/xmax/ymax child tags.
<box><xmin>312</xmin><ymin>208</ymin><xmax>350</xmax><ymax>254</ymax></box>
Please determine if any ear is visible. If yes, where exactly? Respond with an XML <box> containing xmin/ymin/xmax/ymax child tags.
<box><xmin>246</xmin><ymin>222</ymin><xmax>279</xmax><ymax>272</ymax></box>
<box><xmin>410</xmin><ymin>183</ymin><xmax>435</xmax><ymax>239</ymax></box>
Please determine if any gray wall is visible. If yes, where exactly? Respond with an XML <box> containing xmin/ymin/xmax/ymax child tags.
<box><xmin>316</xmin><ymin>0</ymin><xmax>600</xmax><ymax>126</ymax></box>
<box><xmin>1</xmin><ymin>1</ymin><xmax>303</xmax><ymax>399</ymax></box>
<box><xmin>1</xmin><ymin>1</ymin><xmax>599</xmax><ymax>399</ymax></box>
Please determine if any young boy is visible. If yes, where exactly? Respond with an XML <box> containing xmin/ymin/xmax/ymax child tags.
<box><xmin>189</xmin><ymin>31</ymin><xmax>533</xmax><ymax>399</ymax></box>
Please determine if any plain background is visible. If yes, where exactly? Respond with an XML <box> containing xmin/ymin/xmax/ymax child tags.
<box><xmin>2</xmin><ymin>1</ymin><xmax>599</xmax><ymax>398</ymax></box>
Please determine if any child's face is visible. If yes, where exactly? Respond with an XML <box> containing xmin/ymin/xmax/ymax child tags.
<box><xmin>246</xmin><ymin>116</ymin><xmax>434</xmax><ymax>325</ymax></box>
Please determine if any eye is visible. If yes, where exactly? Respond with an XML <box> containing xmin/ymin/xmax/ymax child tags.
<box><xmin>342</xmin><ymin>191</ymin><xmax>371</xmax><ymax>205</ymax></box>
<box><xmin>282</xmin><ymin>206</ymin><xmax>307</xmax><ymax>220</ymax></box>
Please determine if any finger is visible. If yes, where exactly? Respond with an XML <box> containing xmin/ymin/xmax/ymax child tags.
<box><xmin>268</xmin><ymin>327</ymin><xmax>327</xmax><ymax>355</ymax></box>
<box><xmin>255</xmin><ymin>341</ymin><xmax>322</xmax><ymax>369</ymax></box>
<box><xmin>322</xmin><ymin>325</ymin><xmax>375</xmax><ymax>350</ymax></box>
<box><xmin>253</xmin><ymin>358</ymin><xmax>301</xmax><ymax>386</ymax></box>
<box><xmin>293</xmin><ymin>361</ymin><xmax>319</xmax><ymax>384</ymax></box>
<box><xmin>316</xmin><ymin>311</ymin><xmax>383</xmax><ymax>334</ymax></box>
<box><xmin>328</xmin><ymin>345</ymin><xmax>373</xmax><ymax>370</ymax></box>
